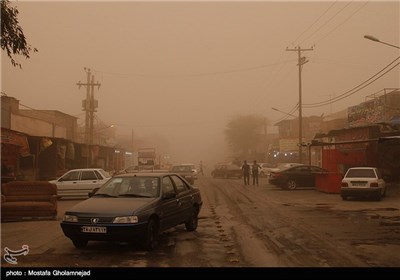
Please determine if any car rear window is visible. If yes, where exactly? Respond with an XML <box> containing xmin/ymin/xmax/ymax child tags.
<box><xmin>345</xmin><ymin>169</ymin><xmax>376</xmax><ymax>178</ymax></box>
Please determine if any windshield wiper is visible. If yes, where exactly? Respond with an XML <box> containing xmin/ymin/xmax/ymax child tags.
<box><xmin>93</xmin><ymin>193</ymin><xmax>116</xmax><ymax>197</ymax></box>
<box><xmin>118</xmin><ymin>194</ymin><xmax>148</xmax><ymax>198</ymax></box>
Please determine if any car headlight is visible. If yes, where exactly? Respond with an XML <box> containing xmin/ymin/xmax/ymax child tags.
<box><xmin>113</xmin><ymin>216</ymin><xmax>139</xmax><ymax>224</ymax></box>
<box><xmin>63</xmin><ymin>215</ymin><xmax>78</xmax><ymax>222</ymax></box>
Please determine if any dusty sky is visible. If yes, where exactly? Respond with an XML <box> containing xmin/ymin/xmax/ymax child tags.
<box><xmin>2</xmin><ymin>0</ymin><xmax>399</xmax><ymax>166</ymax></box>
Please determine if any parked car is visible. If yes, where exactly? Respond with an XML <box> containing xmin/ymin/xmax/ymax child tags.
<box><xmin>60</xmin><ymin>172</ymin><xmax>203</xmax><ymax>250</ymax></box>
<box><xmin>268</xmin><ymin>162</ymin><xmax>304</xmax><ymax>174</ymax></box>
<box><xmin>117</xmin><ymin>165</ymin><xmax>168</xmax><ymax>175</ymax></box>
<box><xmin>180</xmin><ymin>163</ymin><xmax>198</xmax><ymax>180</ymax></box>
<box><xmin>211</xmin><ymin>163</ymin><xmax>242</xmax><ymax>179</ymax></box>
<box><xmin>259</xmin><ymin>163</ymin><xmax>276</xmax><ymax>177</ymax></box>
<box><xmin>269</xmin><ymin>165</ymin><xmax>327</xmax><ymax>190</ymax></box>
<box><xmin>50</xmin><ymin>168</ymin><xmax>111</xmax><ymax>198</ymax></box>
<box><xmin>169</xmin><ymin>164</ymin><xmax>197</xmax><ymax>184</ymax></box>
<box><xmin>120</xmin><ymin>165</ymin><xmax>139</xmax><ymax>173</ymax></box>
<box><xmin>340</xmin><ymin>167</ymin><xmax>386</xmax><ymax>201</ymax></box>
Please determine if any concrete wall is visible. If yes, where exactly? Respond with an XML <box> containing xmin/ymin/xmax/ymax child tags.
<box><xmin>11</xmin><ymin>114</ymin><xmax>67</xmax><ymax>138</ymax></box>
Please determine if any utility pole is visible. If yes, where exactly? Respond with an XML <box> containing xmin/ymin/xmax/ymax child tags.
<box><xmin>263</xmin><ymin>117</ymin><xmax>268</xmax><ymax>162</ymax></box>
<box><xmin>286</xmin><ymin>46</ymin><xmax>313</xmax><ymax>164</ymax></box>
<box><xmin>76</xmin><ymin>68</ymin><xmax>101</xmax><ymax>145</ymax></box>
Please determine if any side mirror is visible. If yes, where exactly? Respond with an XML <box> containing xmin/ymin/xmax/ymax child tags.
<box><xmin>89</xmin><ymin>187</ymin><xmax>100</xmax><ymax>197</ymax></box>
<box><xmin>163</xmin><ymin>192</ymin><xmax>176</xmax><ymax>199</ymax></box>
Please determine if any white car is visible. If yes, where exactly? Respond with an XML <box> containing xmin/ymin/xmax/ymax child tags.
<box><xmin>268</xmin><ymin>163</ymin><xmax>304</xmax><ymax>174</ymax></box>
<box><xmin>50</xmin><ymin>168</ymin><xmax>111</xmax><ymax>198</ymax></box>
<box><xmin>258</xmin><ymin>163</ymin><xmax>275</xmax><ymax>177</ymax></box>
<box><xmin>340</xmin><ymin>167</ymin><xmax>386</xmax><ymax>201</ymax></box>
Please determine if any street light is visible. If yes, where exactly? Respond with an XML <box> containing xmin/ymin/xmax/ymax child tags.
<box><xmin>272</xmin><ymin>107</ymin><xmax>297</xmax><ymax>118</ymax></box>
<box><xmin>364</xmin><ymin>35</ymin><xmax>400</xmax><ymax>49</ymax></box>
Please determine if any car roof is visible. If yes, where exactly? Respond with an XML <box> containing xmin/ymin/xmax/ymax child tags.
<box><xmin>347</xmin><ymin>167</ymin><xmax>376</xmax><ymax>169</ymax></box>
<box><xmin>68</xmin><ymin>168</ymin><xmax>105</xmax><ymax>171</ymax></box>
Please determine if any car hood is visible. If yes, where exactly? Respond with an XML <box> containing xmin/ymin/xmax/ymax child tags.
<box><xmin>64</xmin><ymin>197</ymin><xmax>155</xmax><ymax>216</ymax></box>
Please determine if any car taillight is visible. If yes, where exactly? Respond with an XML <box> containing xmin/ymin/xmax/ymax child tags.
<box><xmin>370</xmin><ymin>182</ymin><xmax>379</xmax><ymax>188</ymax></box>
<box><xmin>341</xmin><ymin>182</ymin><xmax>348</xmax><ymax>187</ymax></box>
<box><xmin>272</xmin><ymin>172</ymin><xmax>281</xmax><ymax>178</ymax></box>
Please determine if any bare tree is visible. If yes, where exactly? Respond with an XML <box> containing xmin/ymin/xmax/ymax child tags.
<box><xmin>1</xmin><ymin>0</ymin><xmax>37</xmax><ymax>68</ymax></box>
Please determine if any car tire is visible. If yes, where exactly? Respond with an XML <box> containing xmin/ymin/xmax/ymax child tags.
<box><xmin>382</xmin><ymin>188</ymin><xmax>386</xmax><ymax>198</ymax></box>
<box><xmin>185</xmin><ymin>207</ymin><xmax>199</xmax><ymax>232</ymax></box>
<box><xmin>341</xmin><ymin>195</ymin><xmax>348</xmax><ymax>201</ymax></box>
<box><xmin>287</xmin><ymin>179</ymin><xmax>297</xmax><ymax>190</ymax></box>
<box><xmin>144</xmin><ymin>218</ymin><xmax>159</xmax><ymax>251</ymax></box>
<box><xmin>374</xmin><ymin>193</ymin><xmax>382</xmax><ymax>201</ymax></box>
<box><xmin>72</xmin><ymin>239</ymin><xmax>88</xmax><ymax>248</ymax></box>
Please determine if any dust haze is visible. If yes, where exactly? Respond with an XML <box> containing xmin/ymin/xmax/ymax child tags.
<box><xmin>2</xmin><ymin>1</ymin><xmax>399</xmax><ymax>169</ymax></box>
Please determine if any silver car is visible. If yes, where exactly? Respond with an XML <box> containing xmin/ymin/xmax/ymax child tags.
<box><xmin>50</xmin><ymin>168</ymin><xmax>111</xmax><ymax>198</ymax></box>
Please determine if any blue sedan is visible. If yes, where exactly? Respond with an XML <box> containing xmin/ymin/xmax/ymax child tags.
<box><xmin>60</xmin><ymin>172</ymin><xmax>203</xmax><ymax>250</ymax></box>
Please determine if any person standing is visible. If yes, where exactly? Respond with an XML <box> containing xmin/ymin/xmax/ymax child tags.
<box><xmin>199</xmin><ymin>160</ymin><xmax>204</xmax><ymax>176</ymax></box>
<box><xmin>241</xmin><ymin>160</ymin><xmax>250</xmax><ymax>185</ymax></box>
<box><xmin>251</xmin><ymin>160</ymin><xmax>261</xmax><ymax>186</ymax></box>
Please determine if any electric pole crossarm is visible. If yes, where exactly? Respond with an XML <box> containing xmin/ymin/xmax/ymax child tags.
<box><xmin>76</xmin><ymin>68</ymin><xmax>101</xmax><ymax>145</ymax></box>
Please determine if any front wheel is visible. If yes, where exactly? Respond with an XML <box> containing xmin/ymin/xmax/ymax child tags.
<box><xmin>185</xmin><ymin>207</ymin><xmax>199</xmax><ymax>232</ymax></box>
<box><xmin>144</xmin><ymin>218</ymin><xmax>159</xmax><ymax>251</ymax></box>
<box><xmin>287</xmin><ymin>179</ymin><xmax>297</xmax><ymax>190</ymax></box>
<box><xmin>72</xmin><ymin>239</ymin><xmax>88</xmax><ymax>248</ymax></box>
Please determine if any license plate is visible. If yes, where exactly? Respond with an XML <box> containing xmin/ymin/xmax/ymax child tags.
<box><xmin>81</xmin><ymin>226</ymin><xmax>107</xmax><ymax>233</ymax></box>
<box><xmin>352</xmin><ymin>182</ymin><xmax>366</xmax><ymax>187</ymax></box>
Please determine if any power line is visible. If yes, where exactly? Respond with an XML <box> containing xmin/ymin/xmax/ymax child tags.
<box><xmin>272</xmin><ymin>104</ymin><xmax>299</xmax><ymax>124</ymax></box>
<box><xmin>290</xmin><ymin>1</ymin><xmax>338</xmax><ymax>47</ymax></box>
<box><xmin>304</xmin><ymin>56</ymin><xmax>400</xmax><ymax>108</ymax></box>
<box><xmin>313</xmin><ymin>1</ymin><xmax>369</xmax><ymax>45</ymax></box>
<box><xmin>93</xmin><ymin>60</ymin><xmax>296</xmax><ymax>79</ymax></box>
<box><xmin>299</xmin><ymin>2</ymin><xmax>352</xmax><ymax>46</ymax></box>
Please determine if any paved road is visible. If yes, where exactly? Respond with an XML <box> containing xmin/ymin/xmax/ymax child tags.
<box><xmin>1</xmin><ymin>177</ymin><xmax>399</xmax><ymax>269</ymax></box>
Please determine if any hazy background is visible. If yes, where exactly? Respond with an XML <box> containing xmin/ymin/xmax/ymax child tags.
<box><xmin>2</xmin><ymin>0</ymin><xmax>399</xmax><ymax>167</ymax></box>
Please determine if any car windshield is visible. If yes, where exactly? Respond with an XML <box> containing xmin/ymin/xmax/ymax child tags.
<box><xmin>95</xmin><ymin>176</ymin><xmax>160</xmax><ymax>198</ymax></box>
<box><xmin>345</xmin><ymin>169</ymin><xmax>376</xmax><ymax>178</ymax></box>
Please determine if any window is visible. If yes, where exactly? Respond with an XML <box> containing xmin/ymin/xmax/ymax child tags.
<box><xmin>170</xmin><ymin>175</ymin><xmax>189</xmax><ymax>194</ymax></box>
<box><xmin>81</xmin><ymin>171</ymin><xmax>98</xmax><ymax>180</ymax></box>
<box><xmin>162</xmin><ymin>176</ymin><xmax>175</xmax><ymax>195</ymax></box>
<box><xmin>61</xmin><ymin>171</ymin><xmax>79</xmax><ymax>181</ymax></box>
<box><xmin>346</xmin><ymin>168</ymin><xmax>376</xmax><ymax>178</ymax></box>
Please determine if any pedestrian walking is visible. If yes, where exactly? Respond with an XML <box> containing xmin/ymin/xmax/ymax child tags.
<box><xmin>241</xmin><ymin>160</ymin><xmax>250</xmax><ymax>185</ymax></box>
<box><xmin>251</xmin><ymin>160</ymin><xmax>261</xmax><ymax>186</ymax></box>
<box><xmin>199</xmin><ymin>160</ymin><xmax>204</xmax><ymax>176</ymax></box>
